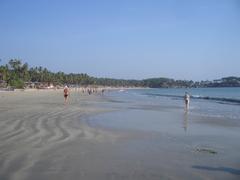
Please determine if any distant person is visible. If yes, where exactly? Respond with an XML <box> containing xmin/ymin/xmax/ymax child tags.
<box><xmin>63</xmin><ymin>85</ymin><xmax>70</xmax><ymax>104</ymax></box>
<box><xmin>184</xmin><ymin>92</ymin><xmax>190</xmax><ymax>111</ymax></box>
<box><xmin>88</xmin><ymin>88</ymin><xmax>92</xmax><ymax>95</ymax></box>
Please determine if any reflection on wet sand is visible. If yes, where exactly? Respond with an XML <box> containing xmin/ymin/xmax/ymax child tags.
<box><xmin>183</xmin><ymin>111</ymin><xmax>189</xmax><ymax>132</ymax></box>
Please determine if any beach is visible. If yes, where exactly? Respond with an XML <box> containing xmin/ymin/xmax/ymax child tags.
<box><xmin>0</xmin><ymin>89</ymin><xmax>240</xmax><ymax>180</ymax></box>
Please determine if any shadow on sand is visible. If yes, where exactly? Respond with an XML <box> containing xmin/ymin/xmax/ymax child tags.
<box><xmin>192</xmin><ymin>165</ymin><xmax>240</xmax><ymax>175</ymax></box>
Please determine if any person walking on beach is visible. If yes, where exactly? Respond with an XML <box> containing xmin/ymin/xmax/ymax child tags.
<box><xmin>63</xmin><ymin>85</ymin><xmax>70</xmax><ymax>105</ymax></box>
<box><xmin>101</xmin><ymin>89</ymin><xmax>105</xmax><ymax>95</ymax></box>
<box><xmin>184</xmin><ymin>92</ymin><xmax>190</xmax><ymax>111</ymax></box>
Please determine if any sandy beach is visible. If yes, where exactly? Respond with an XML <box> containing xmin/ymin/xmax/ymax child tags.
<box><xmin>0</xmin><ymin>89</ymin><xmax>240</xmax><ymax>180</ymax></box>
<box><xmin>1</xmin><ymin>0</ymin><xmax>239</xmax><ymax>179</ymax></box>
<box><xmin>0</xmin><ymin>90</ymin><xmax>117</xmax><ymax>180</ymax></box>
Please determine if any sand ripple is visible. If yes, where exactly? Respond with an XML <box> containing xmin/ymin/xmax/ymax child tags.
<box><xmin>0</xmin><ymin>92</ymin><xmax>110</xmax><ymax>180</ymax></box>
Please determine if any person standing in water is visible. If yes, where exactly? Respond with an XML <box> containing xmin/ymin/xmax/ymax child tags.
<box><xmin>63</xmin><ymin>85</ymin><xmax>70</xmax><ymax>105</ymax></box>
<box><xmin>184</xmin><ymin>92</ymin><xmax>190</xmax><ymax>111</ymax></box>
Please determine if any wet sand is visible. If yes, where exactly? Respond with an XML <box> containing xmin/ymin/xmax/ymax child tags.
<box><xmin>0</xmin><ymin>90</ymin><xmax>240</xmax><ymax>180</ymax></box>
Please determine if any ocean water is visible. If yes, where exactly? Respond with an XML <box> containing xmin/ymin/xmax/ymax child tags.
<box><xmin>107</xmin><ymin>87</ymin><xmax>240</xmax><ymax>120</ymax></box>
<box><xmin>89</xmin><ymin>88</ymin><xmax>240</xmax><ymax>180</ymax></box>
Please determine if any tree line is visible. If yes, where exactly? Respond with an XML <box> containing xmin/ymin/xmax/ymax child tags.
<box><xmin>0</xmin><ymin>59</ymin><xmax>96</xmax><ymax>88</ymax></box>
<box><xmin>0</xmin><ymin>59</ymin><xmax>239</xmax><ymax>89</ymax></box>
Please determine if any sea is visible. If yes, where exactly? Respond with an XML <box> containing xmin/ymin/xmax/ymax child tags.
<box><xmin>107</xmin><ymin>87</ymin><xmax>240</xmax><ymax>120</ymax></box>
<box><xmin>88</xmin><ymin>87</ymin><xmax>240</xmax><ymax>180</ymax></box>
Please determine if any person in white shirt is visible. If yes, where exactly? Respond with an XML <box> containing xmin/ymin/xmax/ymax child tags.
<box><xmin>184</xmin><ymin>92</ymin><xmax>190</xmax><ymax>111</ymax></box>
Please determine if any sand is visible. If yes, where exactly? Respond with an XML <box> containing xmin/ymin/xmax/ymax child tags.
<box><xmin>0</xmin><ymin>90</ymin><xmax>117</xmax><ymax>180</ymax></box>
<box><xmin>0</xmin><ymin>90</ymin><xmax>240</xmax><ymax>180</ymax></box>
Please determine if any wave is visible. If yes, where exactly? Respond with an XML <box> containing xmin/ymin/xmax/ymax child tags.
<box><xmin>194</xmin><ymin>96</ymin><xmax>240</xmax><ymax>105</ymax></box>
<box><xmin>144</xmin><ymin>93</ymin><xmax>240</xmax><ymax>105</ymax></box>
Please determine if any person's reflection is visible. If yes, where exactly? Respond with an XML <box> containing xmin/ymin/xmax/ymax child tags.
<box><xmin>183</xmin><ymin>111</ymin><xmax>189</xmax><ymax>132</ymax></box>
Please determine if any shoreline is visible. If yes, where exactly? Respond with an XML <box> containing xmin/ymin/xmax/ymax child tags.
<box><xmin>0</xmin><ymin>90</ymin><xmax>239</xmax><ymax>180</ymax></box>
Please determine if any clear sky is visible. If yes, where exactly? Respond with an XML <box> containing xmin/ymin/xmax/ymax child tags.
<box><xmin>0</xmin><ymin>0</ymin><xmax>240</xmax><ymax>81</ymax></box>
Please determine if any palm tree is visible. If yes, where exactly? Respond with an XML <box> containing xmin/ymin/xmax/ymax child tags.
<box><xmin>21</xmin><ymin>63</ymin><xmax>30</xmax><ymax>81</ymax></box>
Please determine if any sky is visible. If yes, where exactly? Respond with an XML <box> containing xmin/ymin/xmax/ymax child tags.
<box><xmin>0</xmin><ymin>0</ymin><xmax>240</xmax><ymax>81</ymax></box>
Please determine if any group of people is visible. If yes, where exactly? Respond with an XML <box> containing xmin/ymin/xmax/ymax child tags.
<box><xmin>81</xmin><ymin>87</ymin><xmax>105</xmax><ymax>95</ymax></box>
<box><xmin>64</xmin><ymin>85</ymin><xmax>191</xmax><ymax>110</ymax></box>
<box><xmin>63</xmin><ymin>86</ymin><xmax>105</xmax><ymax>105</ymax></box>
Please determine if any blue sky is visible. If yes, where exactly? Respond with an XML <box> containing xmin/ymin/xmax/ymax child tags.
<box><xmin>0</xmin><ymin>0</ymin><xmax>240</xmax><ymax>80</ymax></box>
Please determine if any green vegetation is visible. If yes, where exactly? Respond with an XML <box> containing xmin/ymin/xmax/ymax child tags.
<box><xmin>0</xmin><ymin>59</ymin><xmax>95</xmax><ymax>88</ymax></box>
<box><xmin>0</xmin><ymin>59</ymin><xmax>240</xmax><ymax>89</ymax></box>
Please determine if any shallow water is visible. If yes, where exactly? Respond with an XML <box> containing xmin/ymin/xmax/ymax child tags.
<box><xmin>107</xmin><ymin>88</ymin><xmax>240</xmax><ymax>119</ymax></box>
